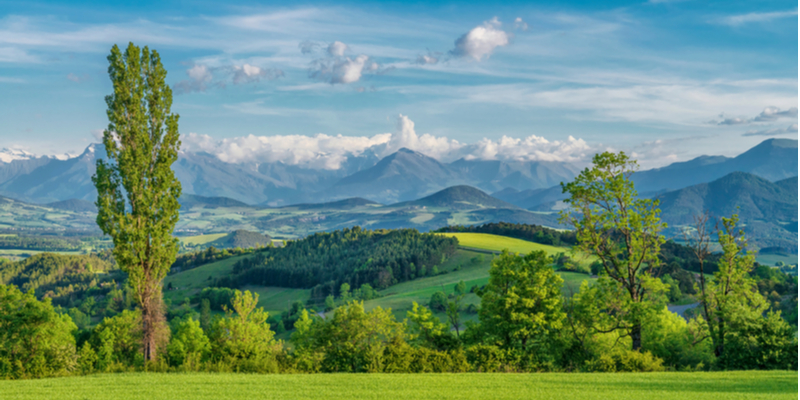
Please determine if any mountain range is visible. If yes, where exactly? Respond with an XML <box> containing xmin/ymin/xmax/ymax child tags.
<box><xmin>0</xmin><ymin>139</ymin><xmax>795</xmax><ymax>208</ymax></box>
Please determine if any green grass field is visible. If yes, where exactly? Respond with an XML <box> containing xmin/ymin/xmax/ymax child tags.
<box><xmin>1</xmin><ymin>371</ymin><xmax>794</xmax><ymax>400</ymax></box>
<box><xmin>439</xmin><ymin>232</ymin><xmax>568</xmax><ymax>255</ymax></box>
<box><xmin>179</xmin><ymin>233</ymin><xmax>228</xmax><ymax>246</ymax></box>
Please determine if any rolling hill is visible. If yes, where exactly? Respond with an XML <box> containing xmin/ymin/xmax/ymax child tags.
<box><xmin>657</xmin><ymin>171</ymin><xmax>798</xmax><ymax>251</ymax></box>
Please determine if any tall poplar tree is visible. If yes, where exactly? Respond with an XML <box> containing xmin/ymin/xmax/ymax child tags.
<box><xmin>93</xmin><ymin>42</ymin><xmax>182</xmax><ymax>362</ymax></box>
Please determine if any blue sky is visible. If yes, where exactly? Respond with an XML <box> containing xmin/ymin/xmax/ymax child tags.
<box><xmin>0</xmin><ymin>0</ymin><xmax>796</xmax><ymax>168</ymax></box>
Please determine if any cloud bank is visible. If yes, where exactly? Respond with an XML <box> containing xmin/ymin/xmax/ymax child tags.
<box><xmin>181</xmin><ymin>115</ymin><xmax>595</xmax><ymax>169</ymax></box>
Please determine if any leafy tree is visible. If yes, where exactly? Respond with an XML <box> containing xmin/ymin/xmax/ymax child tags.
<box><xmin>90</xmin><ymin>309</ymin><xmax>143</xmax><ymax>369</ymax></box>
<box><xmin>0</xmin><ymin>284</ymin><xmax>77</xmax><ymax>379</ymax></box>
<box><xmin>199</xmin><ymin>298</ymin><xmax>211</xmax><ymax>332</ymax></box>
<box><xmin>209</xmin><ymin>290</ymin><xmax>279</xmax><ymax>365</ymax></box>
<box><xmin>292</xmin><ymin>301</ymin><xmax>405</xmax><ymax>372</ymax></box>
<box><xmin>93</xmin><ymin>42</ymin><xmax>182</xmax><ymax>361</ymax></box>
<box><xmin>429</xmin><ymin>291</ymin><xmax>448</xmax><ymax>312</ymax></box>
<box><xmin>560</xmin><ymin>151</ymin><xmax>667</xmax><ymax>351</ymax></box>
<box><xmin>325</xmin><ymin>295</ymin><xmax>336</xmax><ymax>311</ymax></box>
<box><xmin>477</xmin><ymin>250</ymin><xmax>565</xmax><ymax>357</ymax></box>
<box><xmin>446</xmin><ymin>294</ymin><xmax>463</xmax><ymax>339</ymax></box>
<box><xmin>702</xmin><ymin>215</ymin><xmax>787</xmax><ymax>363</ymax></box>
<box><xmin>406</xmin><ymin>302</ymin><xmax>449</xmax><ymax>348</ymax></box>
<box><xmin>339</xmin><ymin>283</ymin><xmax>350</xmax><ymax>302</ymax></box>
<box><xmin>167</xmin><ymin>317</ymin><xmax>211</xmax><ymax>368</ymax></box>
<box><xmin>455</xmin><ymin>280</ymin><xmax>467</xmax><ymax>296</ymax></box>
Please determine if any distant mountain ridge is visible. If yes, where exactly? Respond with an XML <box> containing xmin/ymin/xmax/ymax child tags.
<box><xmin>656</xmin><ymin>171</ymin><xmax>798</xmax><ymax>251</ymax></box>
<box><xmin>0</xmin><ymin>139</ymin><xmax>795</xmax><ymax>208</ymax></box>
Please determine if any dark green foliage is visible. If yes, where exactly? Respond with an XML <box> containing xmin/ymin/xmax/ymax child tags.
<box><xmin>0</xmin><ymin>253</ymin><xmax>118</xmax><ymax>306</ymax></box>
<box><xmin>717</xmin><ymin>311</ymin><xmax>798</xmax><ymax>370</ymax></box>
<box><xmin>0</xmin><ymin>235</ymin><xmax>83</xmax><ymax>251</ymax></box>
<box><xmin>193</xmin><ymin>287</ymin><xmax>236</xmax><ymax>311</ymax></box>
<box><xmin>217</xmin><ymin>227</ymin><xmax>457</xmax><ymax>300</ymax></box>
<box><xmin>0</xmin><ymin>284</ymin><xmax>77</xmax><ymax>379</ymax></box>
<box><xmin>429</xmin><ymin>291</ymin><xmax>448</xmax><ymax>312</ymax></box>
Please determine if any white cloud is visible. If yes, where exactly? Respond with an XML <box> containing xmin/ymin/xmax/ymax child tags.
<box><xmin>753</xmin><ymin>106</ymin><xmax>798</xmax><ymax>122</ymax></box>
<box><xmin>450</xmin><ymin>17</ymin><xmax>510</xmax><ymax>61</ymax></box>
<box><xmin>414</xmin><ymin>51</ymin><xmax>441</xmax><ymax>65</ymax></box>
<box><xmin>327</xmin><ymin>41</ymin><xmax>348</xmax><ymax>57</ymax></box>
<box><xmin>176</xmin><ymin>62</ymin><xmax>283</xmax><ymax>93</ymax></box>
<box><xmin>717</xmin><ymin>10</ymin><xmax>798</xmax><ymax>26</ymax></box>
<box><xmin>306</xmin><ymin>41</ymin><xmax>385</xmax><ymax>84</ymax></box>
<box><xmin>717</xmin><ymin>117</ymin><xmax>749</xmax><ymax>125</ymax></box>
<box><xmin>743</xmin><ymin>123</ymin><xmax>798</xmax><ymax>137</ymax></box>
<box><xmin>232</xmin><ymin>64</ymin><xmax>284</xmax><ymax>84</ymax></box>
<box><xmin>181</xmin><ymin>114</ymin><xmax>596</xmax><ymax>168</ymax></box>
<box><xmin>175</xmin><ymin>64</ymin><xmax>213</xmax><ymax>93</ymax></box>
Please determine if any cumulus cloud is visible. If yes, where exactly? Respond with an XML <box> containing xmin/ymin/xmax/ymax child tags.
<box><xmin>181</xmin><ymin>114</ymin><xmax>596</xmax><ymax>169</ymax></box>
<box><xmin>450</xmin><ymin>17</ymin><xmax>510</xmax><ymax>61</ymax></box>
<box><xmin>232</xmin><ymin>64</ymin><xmax>284</xmax><ymax>84</ymax></box>
<box><xmin>305</xmin><ymin>41</ymin><xmax>386</xmax><ymax>84</ymax></box>
<box><xmin>327</xmin><ymin>41</ymin><xmax>348</xmax><ymax>57</ymax></box>
<box><xmin>175</xmin><ymin>63</ymin><xmax>283</xmax><ymax>93</ymax></box>
<box><xmin>753</xmin><ymin>106</ymin><xmax>798</xmax><ymax>122</ymax></box>
<box><xmin>175</xmin><ymin>64</ymin><xmax>214</xmax><ymax>93</ymax></box>
<box><xmin>742</xmin><ymin>123</ymin><xmax>798</xmax><ymax>137</ymax></box>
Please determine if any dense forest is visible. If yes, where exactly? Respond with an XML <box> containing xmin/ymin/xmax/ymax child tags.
<box><xmin>215</xmin><ymin>227</ymin><xmax>458</xmax><ymax>299</ymax></box>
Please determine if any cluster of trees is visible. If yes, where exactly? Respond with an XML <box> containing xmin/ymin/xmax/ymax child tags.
<box><xmin>436</xmin><ymin>222</ymin><xmax>578</xmax><ymax>247</ymax></box>
<box><xmin>3</xmin><ymin>236</ymin><xmax>794</xmax><ymax>378</ymax></box>
<box><xmin>214</xmin><ymin>227</ymin><xmax>457</xmax><ymax>300</ymax></box>
<box><xmin>0</xmin><ymin>253</ymin><xmax>120</xmax><ymax>305</ymax></box>
<box><xmin>0</xmin><ymin>235</ymin><xmax>83</xmax><ymax>252</ymax></box>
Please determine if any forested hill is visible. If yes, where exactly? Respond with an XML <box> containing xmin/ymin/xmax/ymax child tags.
<box><xmin>0</xmin><ymin>252</ymin><xmax>117</xmax><ymax>304</ymax></box>
<box><xmin>393</xmin><ymin>185</ymin><xmax>518</xmax><ymax>210</ymax></box>
<box><xmin>657</xmin><ymin>171</ymin><xmax>798</xmax><ymax>251</ymax></box>
<box><xmin>214</xmin><ymin>226</ymin><xmax>458</xmax><ymax>299</ymax></box>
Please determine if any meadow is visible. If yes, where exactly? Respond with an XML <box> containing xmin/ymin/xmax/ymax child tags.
<box><xmin>1</xmin><ymin>371</ymin><xmax>795</xmax><ymax>400</ymax></box>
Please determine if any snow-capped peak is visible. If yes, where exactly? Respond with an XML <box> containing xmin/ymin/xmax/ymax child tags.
<box><xmin>0</xmin><ymin>148</ymin><xmax>36</xmax><ymax>163</ymax></box>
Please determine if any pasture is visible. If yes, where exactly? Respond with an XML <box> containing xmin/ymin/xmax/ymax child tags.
<box><xmin>1</xmin><ymin>371</ymin><xmax>795</xmax><ymax>400</ymax></box>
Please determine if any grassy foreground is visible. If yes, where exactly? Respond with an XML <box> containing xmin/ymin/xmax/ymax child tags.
<box><xmin>2</xmin><ymin>371</ymin><xmax>795</xmax><ymax>400</ymax></box>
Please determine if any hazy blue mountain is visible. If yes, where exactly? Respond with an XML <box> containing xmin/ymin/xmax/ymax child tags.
<box><xmin>45</xmin><ymin>198</ymin><xmax>96</xmax><ymax>213</ymax></box>
<box><xmin>449</xmin><ymin>158</ymin><xmax>581</xmax><ymax>193</ymax></box>
<box><xmin>179</xmin><ymin>194</ymin><xmax>252</xmax><ymax>209</ymax></box>
<box><xmin>322</xmin><ymin>148</ymin><xmax>462</xmax><ymax>204</ymax></box>
<box><xmin>632</xmin><ymin>138</ymin><xmax>797</xmax><ymax>193</ymax></box>
<box><xmin>0</xmin><ymin>138</ymin><xmax>794</xmax><ymax>208</ymax></box>
<box><xmin>393</xmin><ymin>185</ymin><xmax>519</xmax><ymax>210</ymax></box>
<box><xmin>656</xmin><ymin>171</ymin><xmax>798</xmax><ymax>250</ymax></box>
<box><xmin>208</xmin><ymin>230</ymin><xmax>272</xmax><ymax>249</ymax></box>
<box><xmin>0</xmin><ymin>144</ymin><xmax>100</xmax><ymax>203</ymax></box>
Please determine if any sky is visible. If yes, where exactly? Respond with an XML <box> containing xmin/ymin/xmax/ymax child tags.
<box><xmin>0</xmin><ymin>0</ymin><xmax>797</xmax><ymax>169</ymax></box>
